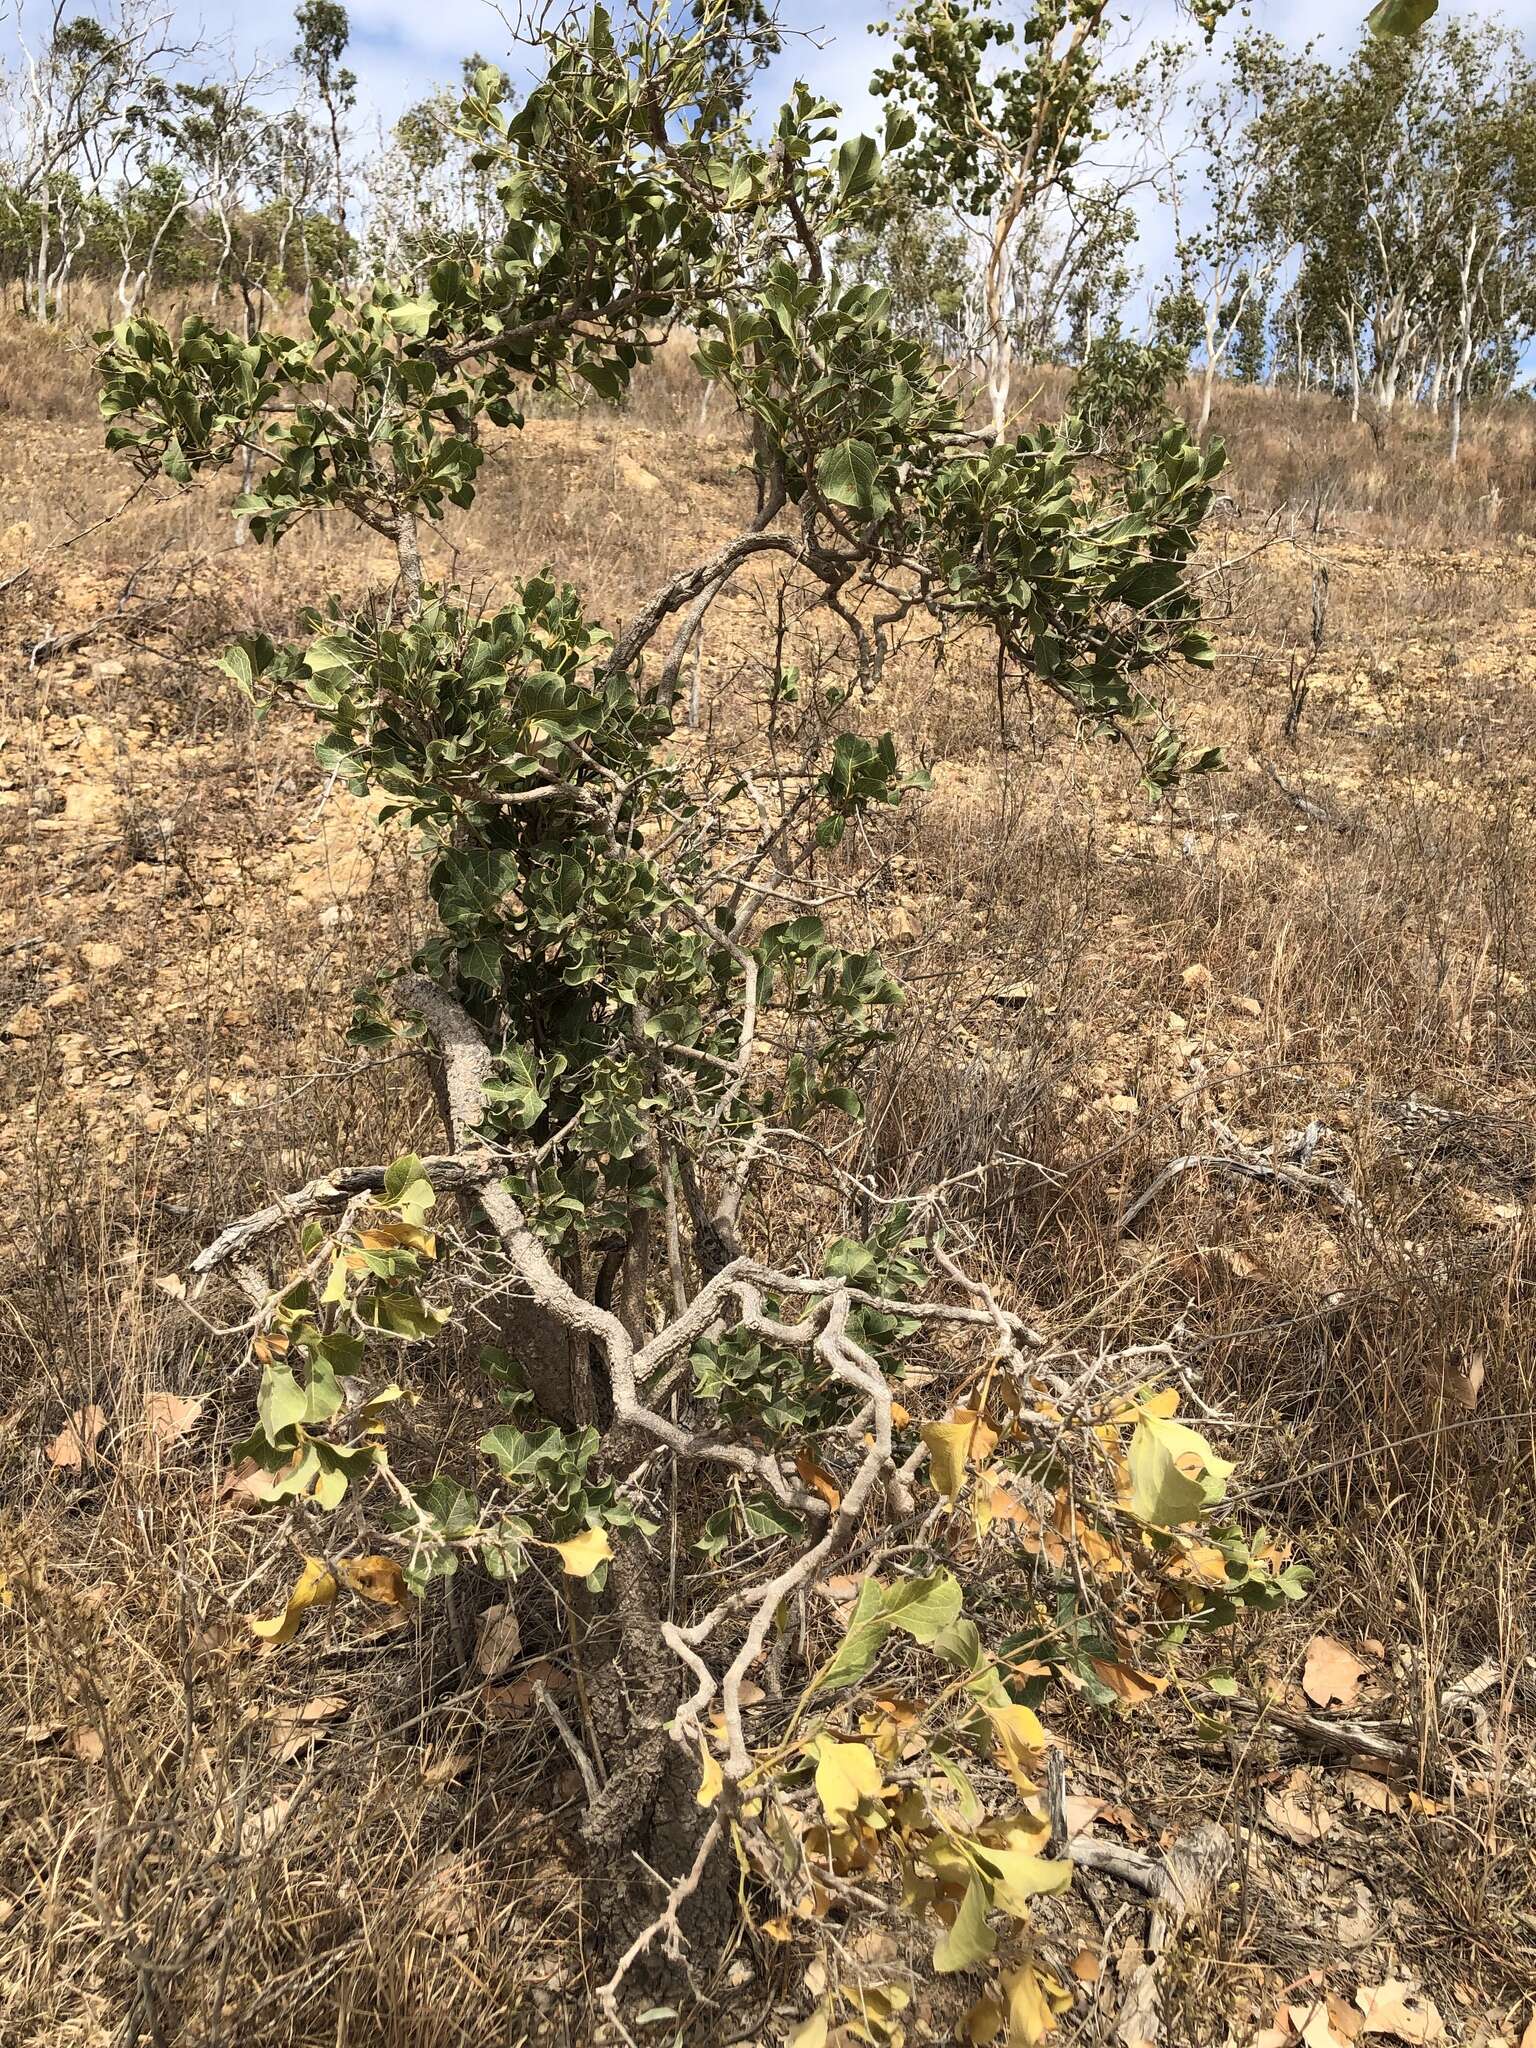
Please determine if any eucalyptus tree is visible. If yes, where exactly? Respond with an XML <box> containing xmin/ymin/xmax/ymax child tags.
<box><xmin>0</xmin><ymin>0</ymin><xmax>187</xmax><ymax>319</ymax></box>
<box><xmin>1015</xmin><ymin>178</ymin><xmax>1138</xmax><ymax>365</ymax></box>
<box><xmin>1425</xmin><ymin>24</ymin><xmax>1536</xmax><ymax>458</ymax></box>
<box><xmin>1288</xmin><ymin>22</ymin><xmax>1536</xmax><ymax>434</ymax></box>
<box><xmin>364</xmin><ymin>71</ymin><xmax>503</xmax><ymax>284</ymax></box>
<box><xmin>831</xmin><ymin>162</ymin><xmax>974</xmax><ymax>355</ymax></box>
<box><xmin>1153</xmin><ymin>30</ymin><xmax>1309</xmax><ymax>438</ymax></box>
<box><xmin>94</xmin><ymin>3</ymin><xmax>1298</xmax><ymax>2025</ymax></box>
<box><xmin>870</xmin><ymin>0</ymin><xmax>1130</xmax><ymax>440</ymax></box>
<box><xmin>292</xmin><ymin>0</ymin><xmax>354</xmax><ymax>237</ymax></box>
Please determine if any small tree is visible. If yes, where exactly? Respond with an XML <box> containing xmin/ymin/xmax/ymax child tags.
<box><xmin>1068</xmin><ymin>331</ymin><xmax>1185</xmax><ymax>453</ymax></box>
<box><xmin>292</xmin><ymin>0</ymin><xmax>354</xmax><ymax>238</ymax></box>
<box><xmin>871</xmin><ymin>0</ymin><xmax>1126</xmax><ymax>442</ymax></box>
<box><xmin>1152</xmin><ymin>30</ymin><xmax>1302</xmax><ymax>440</ymax></box>
<box><xmin>97</xmin><ymin>6</ymin><xmax>1300</xmax><ymax>2029</ymax></box>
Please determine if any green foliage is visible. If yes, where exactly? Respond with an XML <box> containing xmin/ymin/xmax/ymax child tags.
<box><xmin>1067</xmin><ymin>333</ymin><xmax>1186</xmax><ymax>454</ymax></box>
<box><xmin>870</xmin><ymin>0</ymin><xmax>1111</xmax><ymax>223</ymax></box>
<box><xmin>93</xmin><ymin>10</ymin><xmax>1270</xmax><ymax>2019</ymax></box>
<box><xmin>832</xmin><ymin>167</ymin><xmax>972</xmax><ymax>358</ymax></box>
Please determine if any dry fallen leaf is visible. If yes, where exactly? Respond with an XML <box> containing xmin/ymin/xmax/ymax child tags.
<box><xmin>1064</xmin><ymin>1794</ymin><xmax>1108</xmax><ymax>1837</ymax></box>
<box><xmin>1264</xmin><ymin>1769</ymin><xmax>1335</xmax><ymax>1845</ymax></box>
<box><xmin>219</xmin><ymin>1458</ymin><xmax>269</xmax><ymax>1509</ymax></box>
<box><xmin>794</xmin><ymin>1448</ymin><xmax>842</xmax><ymax>1512</ymax></box>
<box><xmin>1087</xmin><ymin>1657</ymin><xmax>1168</xmax><ymax>1707</ymax></box>
<box><xmin>46</xmin><ymin>1403</ymin><xmax>106</xmax><ymax>1472</ymax></box>
<box><xmin>1303</xmin><ymin>1634</ymin><xmax>1369</xmax><ymax>1710</ymax></box>
<box><xmin>415</xmin><ymin>1850</ymin><xmax>479</xmax><ymax>1937</ymax></box>
<box><xmin>1341</xmin><ymin>1768</ymin><xmax>1404</xmax><ymax>1815</ymax></box>
<box><xmin>422</xmin><ymin>1748</ymin><xmax>473</xmax><ymax>1787</ymax></box>
<box><xmin>1353</xmin><ymin>1981</ymin><xmax>1445</xmax><ymax>2044</ymax></box>
<box><xmin>473</xmin><ymin>1602</ymin><xmax>522</xmax><ymax>1680</ymax></box>
<box><xmin>1291</xmin><ymin>1999</ymin><xmax>1354</xmax><ymax>2048</ymax></box>
<box><xmin>483</xmin><ymin>1657</ymin><xmax>563</xmax><ymax>1716</ymax></box>
<box><xmin>143</xmin><ymin>1390</ymin><xmax>204</xmax><ymax>1445</ymax></box>
<box><xmin>268</xmin><ymin>1694</ymin><xmax>350</xmax><ymax>1763</ymax></box>
<box><xmin>241</xmin><ymin>1797</ymin><xmax>290</xmax><ymax>1852</ymax></box>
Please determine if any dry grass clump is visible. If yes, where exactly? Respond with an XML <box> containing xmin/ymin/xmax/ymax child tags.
<box><xmin>3</xmin><ymin>322</ymin><xmax>1535</xmax><ymax>2044</ymax></box>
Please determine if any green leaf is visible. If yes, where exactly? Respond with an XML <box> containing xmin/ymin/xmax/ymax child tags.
<box><xmin>815</xmin><ymin>1614</ymin><xmax>890</xmax><ymax>1691</ymax></box>
<box><xmin>386</xmin><ymin>296</ymin><xmax>437</xmax><ymax>338</ymax></box>
<box><xmin>812</xmin><ymin>1577</ymin><xmax>889</xmax><ymax>1688</ymax></box>
<box><xmin>815</xmin><ymin>437</ymin><xmax>889</xmax><ymax>518</ymax></box>
<box><xmin>883</xmin><ymin>106</ymin><xmax>917</xmax><ymax>154</ymax></box>
<box><xmin>1367</xmin><ymin>0</ymin><xmax>1438</xmax><ymax>34</ymax></box>
<box><xmin>932</xmin><ymin>1874</ymin><xmax>995</xmax><ymax>1973</ymax></box>
<box><xmin>258</xmin><ymin>1364</ymin><xmax>308</xmax><ymax>1445</ymax></box>
<box><xmin>216</xmin><ymin>635</ymin><xmax>276</xmax><ymax>696</ymax></box>
<box><xmin>360</xmin><ymin>1293</ymin><xmax>448</xmax><ymax>1340</ymax></box>
<box><xmin>835</xmin><ymin>133</ymin><xmax>881</xmax><ymax>202</ymax></box>
<box><xmin>880</xmin><ymin>1570</ymin><xmax>963</xmax><ymax>1645</ymax></box>
<box><xmin>302</xmin><ymin>1353</ymin><xmax>344</xmax><ymax>1425</ymax></box>
<box><xmin>381</xmin><ymin>1155</ymin><xmax>436</xmax><ymax>1225</ymax></box>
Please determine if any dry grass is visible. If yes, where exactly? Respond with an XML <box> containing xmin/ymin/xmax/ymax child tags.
<box><xmin>2</xmin><ymin>324</ymin><xmax>1534</xmax><ymax>2046</ymax></box>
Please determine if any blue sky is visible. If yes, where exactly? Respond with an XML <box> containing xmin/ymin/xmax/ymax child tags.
<box><xmin>275</xmin><ymin>0</ymin><xmax>1528</xmax><ymax>320</ymax></box>
<box><xmin>186</xmin><ymin>0</ymin><xmax>1536</xmax><ymax>138</ymax></box>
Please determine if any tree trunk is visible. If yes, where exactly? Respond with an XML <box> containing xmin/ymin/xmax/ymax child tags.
<box><xmin>987</xmin><ymin>327</ymin><xmax>1011</xmax><ymax>445</ymax></box>
<box><xmin>984</xmin><ymin>210</ymin><xmax>1011</xmax><ymax>445</ymax></box>
<box><xmin>576</xmin><ymin>1532</ymin><xmax>736</xmax><ymax>1973</ymax></box>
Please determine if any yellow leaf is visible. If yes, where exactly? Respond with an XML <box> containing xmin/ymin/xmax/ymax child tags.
<box><xmin>1003</xmin><ymin>1961</ymin><xmax>1071</xmax><ymax>2046</ymax></box>
<box><xmin>986</xmin><ymin>1702</ymin><xmax>1046</xmax><ymax>1788</ymax></box>
<box><xmin>965</xmin><ymin>1993</ymin><xmax>1006</xmax><ymax>2045</ymax></box>
<box><xmin>340</xmin><ymin>1554</ymin><xmax>409</xmax><ymax>1608</ymax></box>
<box><xmin>250</xmin><ymin>1556</ymin><xmax>337</xmax><ymax>1644</ymax></box>
<box><xmin>788</xmin><ymin>2011</ymin><xmax>829</xmax><ymax>2048</ymax></box>
<box><xmin>551</xmin><ymin>1526</ymin><xmax>612</xmax><ymax>1577</ymax></box>
<box><xmin>977</xmin><ymin>1846</ymin><xmax>1073</xmax><ymax>1916</ymax></box>
<box><xmin>356</xmin><ymin>1224</ymin><xmax>437</xmax><ymax>1257</ymax></box>
<box><xmin>813</xmin><ymin>1738</ymin><xmax>884</xmax><ymax>1826</ymax></box>
<box><xmin>1126</xmin><ymin>1408</ymin><xmax>1233</xmax><ymax>1527</ymax></box>
<box><xmin>697</xmin><ymin>1744</ymin><xmax>724</xmax><ymax>1808</ymax></box>
<box><xmin>1109</xmin><ymin>1385</ymin><xmax>1180</xmax><ymax>1424</ymax></box>
<box><xmin>921</xmin><ymin>1409</ymin><xmax>999</xmax><ymax>1504</ymax></box>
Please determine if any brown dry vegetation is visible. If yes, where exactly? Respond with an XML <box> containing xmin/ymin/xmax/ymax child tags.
<box><xmin>1</xmin><ymin>316</ymin><xmax>1534</xmax><ymax>2048</ymax></box>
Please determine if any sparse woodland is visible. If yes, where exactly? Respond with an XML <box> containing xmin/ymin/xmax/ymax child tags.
<box><xmin>1</xmin><ymin>3</ymin><xmax>1535</xmax><ymax>2047</ymax></box>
